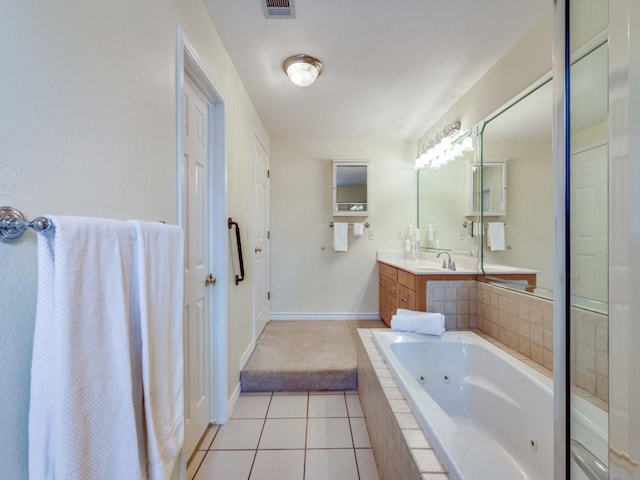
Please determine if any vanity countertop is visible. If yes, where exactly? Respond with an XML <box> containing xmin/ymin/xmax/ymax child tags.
<box><xmin>377</xmin><ymin>251</ymin><xmax>538</xmax><ymax>276</ymax></box>
<box><xmin>377</xmin><ymin>251</ymin><xmax>477</xmax><ymax>275</ymax></box>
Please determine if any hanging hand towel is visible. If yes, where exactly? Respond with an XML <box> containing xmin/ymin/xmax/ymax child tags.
<box><xmin>29</xmin><ymin>216</ymin><xmax>145</xmax><ymax>480</ymax></box>
<box><xmin>352</xmin><ymin>223</ymin><xmax>365</xmax><ymax>238</ymax></box>
<box><xmin>391</xmin><ymin>312</ymin><xmax>446</xmax><ymax>336</ymax></box>
<box><xmin>129</xmin><ymin>220</ymin><xmax>185</xmax><ymax>480</ymax></box>
<box><xmin>333</xmin><ymin>222</ymin><xmax>348</xmax><ymax>252</ymax></box>
<box><xmin>487</xmin><ymin>222</ymin><xmax>506</xmax><ymax>251</ymax></box>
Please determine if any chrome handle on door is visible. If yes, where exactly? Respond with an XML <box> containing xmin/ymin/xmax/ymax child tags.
<box><xmin>255</xmin><ymin>246</ymin><xmax>262</xmax><ymax>253</ymax></box>
<box><xmin>205</xmin><ymin>274</ymin><xmax>216</xmax><ymax>286</ymax></box>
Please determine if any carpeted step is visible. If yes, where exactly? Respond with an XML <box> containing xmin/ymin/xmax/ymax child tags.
<box><xmin>241</xmin><ymin>368</ymin><xmax>356</xmax><ymax>392</ymax></box>
<box><xmin>240</xmin><ymin>320</ymin><xmax>385</xmax><ymax>392</ymax></box>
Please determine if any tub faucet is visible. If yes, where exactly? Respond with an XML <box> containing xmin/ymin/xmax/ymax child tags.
<box><xmin>436</xmin><ymin>251</ymin><xmax>456</xmax><ymax>271</ymax></box>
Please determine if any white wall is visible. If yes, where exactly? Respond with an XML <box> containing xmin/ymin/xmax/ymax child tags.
<box><xmin>270</xmin><ymin>138</ymin><xmax>416</xmax><ymax>318</ymax></box>
<box><xmin>0</xmin><ymin>1</ymin><xmax>267</xmax><ymax>477</ymax></box>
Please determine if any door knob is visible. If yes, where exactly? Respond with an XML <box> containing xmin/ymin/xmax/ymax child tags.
<box><xmin>255</xmin><ymin>246</ymin><xmax>262</xmax><ymax>253</ymax></box>
<box><xmin>205</xmin><ymin>274</ymin><xmax>216</xmax><ymax>286</ymax></box>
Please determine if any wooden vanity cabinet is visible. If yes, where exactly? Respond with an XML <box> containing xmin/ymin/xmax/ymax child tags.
<box><xmin>378</xmin><ymin>263</ymin><xmax>416</xmax><ymax>326</ymax></box>
<box><xmin>378</xmin><ymin>263</ymin><xmax>397</xmax><ymax>326</ymax></box>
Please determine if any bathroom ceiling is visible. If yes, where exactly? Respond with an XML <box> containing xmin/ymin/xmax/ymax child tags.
<box><xmin>203</xmin><ymin>0</ymin><xmax>550</xmax><ymax>140</ymax></box>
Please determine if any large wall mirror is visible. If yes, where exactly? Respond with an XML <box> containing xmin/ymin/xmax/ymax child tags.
<box><xmin>569</xmin><ymin>42</ymin><xmax>608</xmax><ymax>312</ymax></box>
<box><xmin>480</xmin><ymin>40</ymin><xmax>608</xmax><ymax>317</ymax></box>
<box><xmin>480</xmin><ymin>79</ymin><xmax>554</xmax><ymax>293</ymax></box>
<box><xmin>417</xmin><ymin>132</ymin><xmax>478</xmax><ymax>254</ymax></box>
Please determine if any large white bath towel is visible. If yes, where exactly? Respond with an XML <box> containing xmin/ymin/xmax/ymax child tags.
<box><xmin>130</xmin><ymin>220</ymin><xmax>185</xmax><ymax>480</ymax></box>
<box><xmin>391</xmin><ymin>312</ymin><xmax>446</xmax><ymax>336</ymax></box>
<box><xmin>333</xmin><ymin>222</ymin><xmax>348</xmax><ymax>252</ymax></box>
<box><xmin>29</xmin><ymin>216</ymin><xmax>145</xmax><ymax>480</ymax></box>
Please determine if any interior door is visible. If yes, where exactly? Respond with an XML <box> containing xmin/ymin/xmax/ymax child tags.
<box><xmin>253</xmin><ymin>136</ymin><xmax>270</xmax><ymax>339</ymax></box>
<box><xmin>182</xmin><ymin>74</ymin><xmax>212</xmax><ymax>457</ymax></box>
<box><xmin>570</xmin><ymin>143</ymin><xmax>608</xmax><ymax>303</ymax></box>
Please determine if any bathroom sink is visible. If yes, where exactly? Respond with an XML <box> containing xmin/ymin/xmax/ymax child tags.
<box><xmin>411</xmin><ymin>262</ymin><xmax>447</xmax><ymax>273</ymax></box>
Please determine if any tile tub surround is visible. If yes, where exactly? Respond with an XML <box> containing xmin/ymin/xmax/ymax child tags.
<box><xmin>357</xmin><ymin>329</ymin><xmax>449</xmax><ymax>480</ymax></box>
<box><xmin>426</xmin><ymin>280</ymin><xmax>478</xmax><ymax>330</ymax></box>
<box><xmin>476</xmin><ymin>282</ymin><xmax>609</xmax><ymax>406</ymax></box>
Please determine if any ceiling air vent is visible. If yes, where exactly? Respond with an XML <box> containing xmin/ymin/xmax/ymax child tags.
<box><xmin>263</xmin><ymin>0</ymin><xmax>295</xmax><ymax>18</ymax></box>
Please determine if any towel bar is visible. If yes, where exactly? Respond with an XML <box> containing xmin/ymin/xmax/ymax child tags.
<box><xmin>0</xmin><ymin>206</ymin><xmax>52</xmax><ymax>242</ymax></box>
<box><xmin>329</xmin><ymin>221</ymin><xmax>370</xmax><ymax>228</ymax></box>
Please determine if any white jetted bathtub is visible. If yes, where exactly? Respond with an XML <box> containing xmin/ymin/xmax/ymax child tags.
<box><xmin>372</xmin><ymin>330</ymin><xmax>608</xmax><ymax>480</ymax></box>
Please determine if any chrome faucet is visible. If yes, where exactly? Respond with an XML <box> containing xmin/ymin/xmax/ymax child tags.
<box><xmin>436</xmin><ymin>251</ymin><xmax>456</xmax><ymax>271</ymax></box>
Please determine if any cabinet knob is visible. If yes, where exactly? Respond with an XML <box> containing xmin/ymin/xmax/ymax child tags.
<box><xmin>401</xmin><ymin>296</ymin><xmax>408</xmax><ymax>303</ymax></box>
<box><xmin>205</xmin><ymin>274</ymin><xmax>216</xmax><ymax>286</ymax></box>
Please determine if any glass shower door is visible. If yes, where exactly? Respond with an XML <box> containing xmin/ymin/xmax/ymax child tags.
<box><xmin>567</xmin><ymin>1</ymin><xmax>609</xmax><ymax>478</ymax></box>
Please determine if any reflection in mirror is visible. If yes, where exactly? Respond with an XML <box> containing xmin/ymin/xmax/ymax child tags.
<box><xmin>570</xmin><ymin>42</ymin><xmax>608</xmax><ymax>312</ymax></box>
<box><xmin>332</xmin><ymin>161</ymin><xmax>369</xmax><ymax>216</ymax></box>
<box><xmin>417</xmin><ymin>132</ymin><xmax>478</xmax><ymax>254</ymax></box>
<box><xmin>481</xmin><ymin>79</ymin><xmax>554</xmax><ymax>293</ymax></box>
<box><xmin>469</xmin><ymin>160</ymin><xmax>507</xmax><ymax>216</ymax></box>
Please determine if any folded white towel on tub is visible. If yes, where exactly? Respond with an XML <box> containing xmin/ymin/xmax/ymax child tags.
<box><xmin>391</xmin><ymin>312</ymin><xmax>446</xmax><ymax>336</ymax></box>
<box><xmin>396</xmin><ymin>308</ymin><xmax>426</xmax><ymax>316</ymax></box>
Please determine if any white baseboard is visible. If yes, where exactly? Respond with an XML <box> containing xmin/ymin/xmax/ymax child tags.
<box><xmin>239</xmin><ymin>340</ymin><xmax>256</xmax><ymax>371</ymax></box>
<box><xmin>269</xmin><ymin>312</ymin><xmax>381</xmax><ymax>321</ymax></box>
<box><xmin>227</xmin><ymin>381</ymin><xmax>241</xmax><ymax>418</ymax></box>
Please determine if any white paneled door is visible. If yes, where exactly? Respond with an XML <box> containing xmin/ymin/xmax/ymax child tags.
<box><xmin>571</xmin><ymin>142</ymin><xmax>608</xmax><ymax>303</ymax></box>
<box><xmin>253</xmin><ymin>136</ymin><xmax>270</xmax><ymax>339</ymax></box>
<box><xmin>182</xmin><ymin>74</ymin><xmax>212</xmax><ymax>457</ymax></box>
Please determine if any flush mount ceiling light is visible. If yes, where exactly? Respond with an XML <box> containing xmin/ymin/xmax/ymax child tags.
<box><xmin>282</xmin><ymin>54</ymin><xmax>323</xmax><ymax>87</ymax></box>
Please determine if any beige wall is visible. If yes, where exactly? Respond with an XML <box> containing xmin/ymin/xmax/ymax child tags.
<box><xmin>270</xmin><ymin>138</ymin><xmax>416</xmax><ymax>317</ymax></box>
<box><xmin>0</xmin><ymin>1</ymin><xmax>267</xmax><ymax>477</ymax></box>
<box><xmin>482</xmin><ymin>140</ymin><xmax>554</xmax><ymax>291</ymax></box>
<box><xmin>418</xmin><ymin>11</ymin><xmax>553</xmax><ymax>147</ymax></box>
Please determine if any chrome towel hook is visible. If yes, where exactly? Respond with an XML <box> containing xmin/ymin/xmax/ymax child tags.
<box><xmin>0</xmin><ymin>206</ymin><xmax>52</xmax><ymax>242</ymax></box>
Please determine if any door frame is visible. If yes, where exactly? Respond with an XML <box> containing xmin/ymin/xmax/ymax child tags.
<box><xmin>176</xmin><ymin>27</ymin><xmax>228</xmax><ymax>425</ymax></box>
<box><xmin>252</xmin><ymin>131</ymin><xmax>270</xmax><ymax>340</ymax></box>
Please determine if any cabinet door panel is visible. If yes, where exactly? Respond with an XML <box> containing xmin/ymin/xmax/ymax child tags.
<box><xmin>398</xmin><ymin>285</ymin><xmax>416</xmax><ymax>311</ymax></box>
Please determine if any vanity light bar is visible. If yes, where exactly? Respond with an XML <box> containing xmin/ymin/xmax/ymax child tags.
<box><xmin>415</xmin><ymin>121</ymin><xmax>470</xmax><ymax>170</ymax></box>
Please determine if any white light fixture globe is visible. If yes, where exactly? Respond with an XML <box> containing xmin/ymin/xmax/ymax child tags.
<box><xmin>283</xmin><ymin>54</ymin><xmax>323</xmax><ymax>87</ymax></box>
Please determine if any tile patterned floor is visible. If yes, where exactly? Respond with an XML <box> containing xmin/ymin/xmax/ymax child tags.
<box><xmin>188</xmin><ymin>391</ymin><xmax>381</xmax><ymax>480</ymax></box>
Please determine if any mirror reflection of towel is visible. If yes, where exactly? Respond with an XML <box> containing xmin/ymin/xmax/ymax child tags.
<box><xmin>333</xmin><ymin>222</ymin><xmax>348</xmax><ymax>252</ymax></box>
<box><xmin>487</xmin><ymin>222</ymin><xmax>505</xmax><ymax>251</ymax></box>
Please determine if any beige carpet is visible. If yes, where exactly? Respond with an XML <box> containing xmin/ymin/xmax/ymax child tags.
<box><xmin>240</xmin><ymin>320</ymin><xmax>385</xmax><ymax>392</ymax></box>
